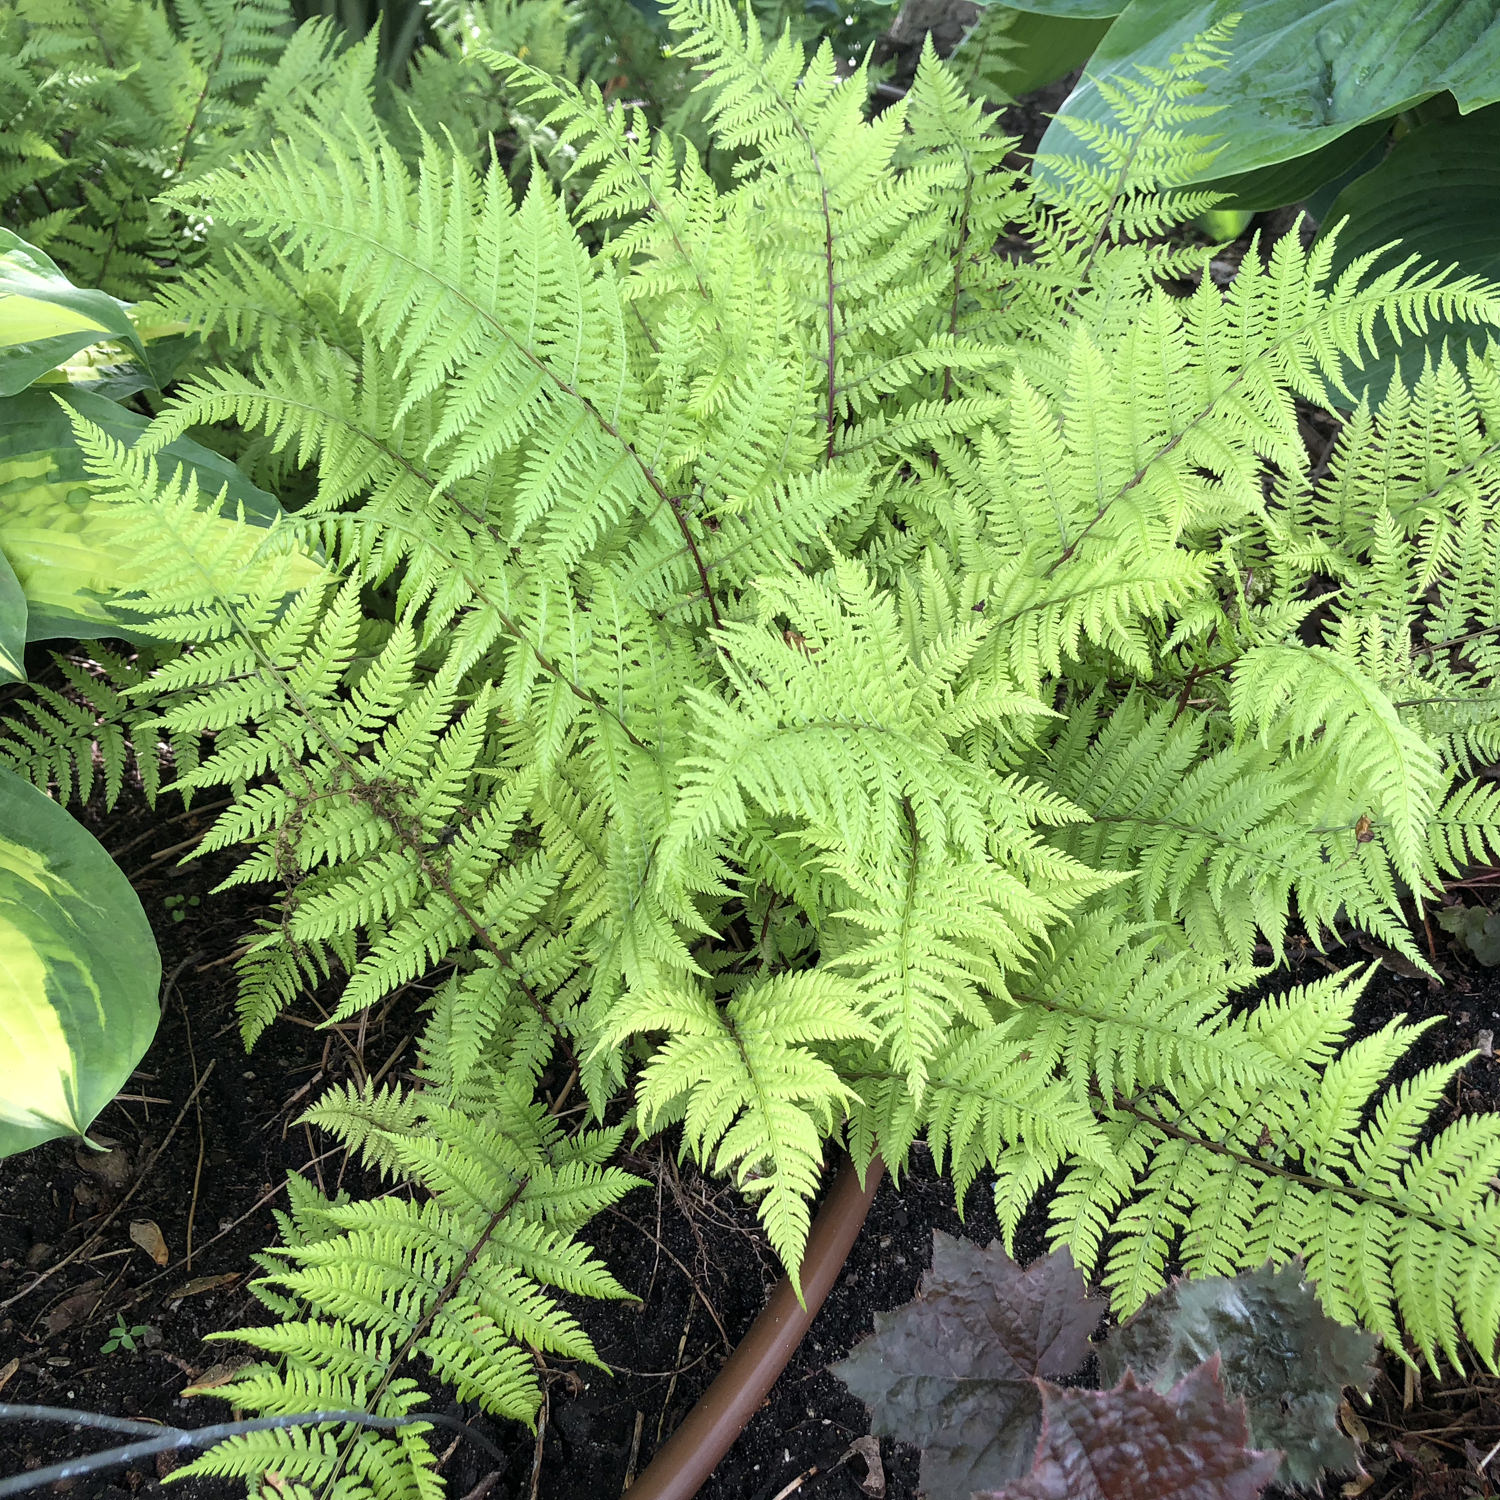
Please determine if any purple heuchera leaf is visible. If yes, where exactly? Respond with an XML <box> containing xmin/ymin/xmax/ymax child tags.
<box><xmin>831</xmin><ymin>1232</ymin><xmax>1104</xmax><ymax>1500</ymax></box>
<box><xmin>1097</xmin><ymin>1261</ymin><xmax>1377</xmax><ymax>1488</ymax></box>
<box><xmin>981</xmin><ymin>1359</ymin><xmax>1283</xmax><ymax>1500</ymax></box>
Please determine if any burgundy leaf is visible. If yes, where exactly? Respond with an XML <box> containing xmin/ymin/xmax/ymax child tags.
<box><xmin>832</xmin><ymin>1233</ymin><xmax>1103</xmax><ymax>1500</ymax></box>
<box><xmin>982</xmin><ymin>1359</ymin><xmax>1282</xmax><ymax>1500</ymax></box>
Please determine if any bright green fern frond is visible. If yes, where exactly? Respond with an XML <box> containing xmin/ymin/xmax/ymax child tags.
<box><xmin>612</xmin><ymin>969</ymin><xmax>874</xmax><ymax>1282</ymax></box>
<box><xmin>183</xmin><ymin>1085</ymin><xmax>641</xmax><ymax>1498</ymax></box>
<box><xmin>1230</xmin><ymin>643</ymin><xmax>1445</xmax><ymax>884</ymax></box>
<box><xmin>1029</xmin><ymin>967</ymin><xmax>1500</xmax><ymax>1371</ymax></box>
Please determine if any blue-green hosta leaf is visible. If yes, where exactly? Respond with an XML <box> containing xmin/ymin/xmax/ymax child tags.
<box><xmin>1205</xmin><ymin>118</ymin><xmax>1390</xmax><ymax>214</ymax></box>
<box><xmin>1037</xmin><ymin>0</ymin><xmax>1500</xmax><ymax>191</ymax></box>
<box><xmin>1097</xmin><ymin>1263</ymin><xmax>1377</xmax><ymax>1489</ymax></box>
<box><xmin>0</xmin><ymin>549</ymin><xmax>24</xmax><ymax>684</ymax></box>
<box><xmin>1003</xmin><ymin>0</ymin><xmax>1126</xmax><ymax>19</ymax></box>
<box><xmin>0</xmin><ymin>766</ymin><xmax>160</xmax><ymax>1158</ymax></box>
<box><xmin>0</xmin><ymin>387</ymin><xmax>318</xmax><ymax>643</ymax></box>
<box><xmin>974</xmin><ymin>8</ymin><xmax>1113</xmax><ymax>100</ymax></box>
<box><xmin>1318</xmin><ymin>106</ymin><xmax>1500</xmax><ymax>408</ymax></box>
<box><xmin>0</xmin><ymin>229</ymin><xmax>145</xmax><ymax>397</ymax></box>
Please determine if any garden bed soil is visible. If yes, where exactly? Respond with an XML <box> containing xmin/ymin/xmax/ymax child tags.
<box><xmin>3</xmin><ymin>783</ymin><xmax>1500</xmax><ymax>1500</ymax></box>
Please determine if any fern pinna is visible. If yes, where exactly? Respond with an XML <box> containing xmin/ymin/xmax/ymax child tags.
<box><xmin>30</xmin><ymin>3</ymin><xmax>1500</xmax><ymax>1491</ymax></box>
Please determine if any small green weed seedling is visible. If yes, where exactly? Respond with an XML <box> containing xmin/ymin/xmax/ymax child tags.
<box><xmin>100</xmin><ymin>1316</ymin><xmax>153</xmax><ymax>1355</ymax></box>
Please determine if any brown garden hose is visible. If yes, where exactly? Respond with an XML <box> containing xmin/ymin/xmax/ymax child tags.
<box><xmin>625</xmin><ymin>1154</ymin><xmax>886</xmax><ymax>1500</ymax></box>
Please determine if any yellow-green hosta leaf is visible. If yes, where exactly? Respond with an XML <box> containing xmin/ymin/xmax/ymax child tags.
<box><xmin>0</xmin><ymin>387</ymin><xmax>322</xmax><ymax>643</ymax></box>
<box><xmin>0</xmin><ymin>229</ymin><xmax>144</xmax><ymax>397</ymax></box>
<box><xmin>0</xmin><ymin>766</ymin><xmax>160</xmax><ymax>1159</ymax></box>
<box><xmin>0</xmin><ymin>549</ymin><xmax>24</xmax><ymax>683</ymax></box>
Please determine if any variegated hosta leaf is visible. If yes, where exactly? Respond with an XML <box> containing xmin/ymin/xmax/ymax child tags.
<box><xmin>0</xmin><ymin>387</ymin><xmax>320</xmax><ymax>643</ymax></box>
<box><xmin>0</xmin><ymin>765</ymin><xmax>160</xmax><ymax>1159</ymax></box>
<box><xmin>0</xmin><ymin>548</ymin><xmax>24</xmax><ymax>683</ymax></box>
<box><xmin>0</xmin><ymin>228</ymin><xmax>144</xmax><ymax>397</ymax></box>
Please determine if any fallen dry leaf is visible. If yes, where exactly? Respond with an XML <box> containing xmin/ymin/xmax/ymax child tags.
<box><xmin>182</xmin><ymin>1358</ymin><xmax>252</xmax><ymax>1395</ymax></box>
<box><xmin>842</xmin><ymin>1436</ymin><xmax>885</xmax><ymax>1499</ymax></box>
<box><xmin>129</xmin><ymin>1218</ymin><xmax>169</xmax><ymax>1266</ymax></box>
<box><xmin>1342</xmin><ymin>1471</ymin><xmax>1374</xmax><ymax>1497</ymax></box>
<box><xmin>75</xmin><ymin>1139</ymin><xmax>132</xmax><ymax>1190</ymax></box>
<box><xmin>167</xmin><ymin>1272</ymin><xmax>239</xmax><ymax>1303</ymax></box>
<box><xmin>43</xmin><ymin>1278</ymin><xmax>106</xmax><ymax>1336</ymax></box>
<box><xmin>0</xmin><ymin>1357</ymin><xmax>18</xmax><ymax>1396</ymax></box>
<box><xmin>1338</xmin><ymin>1396</ymin><xmax>1370</xmax><ymax>1444</ymax></box>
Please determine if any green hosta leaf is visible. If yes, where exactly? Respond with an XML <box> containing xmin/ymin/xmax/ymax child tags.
<box><xmin>1097</xmin><ymin>1263</ymin><xmax>1377</xmax><ymax>1488</ymax></box>
<box><xmin>1037</xmin><ymin>0</ymin><xmax>1500</xmax><ymax>190</ymax></box>
<box><xmin>1437</xmin><ymin>903</ymin><xmax>1500</xmax><ymax>966</ymax></box>
<box><xmin>832</xmin><ymin>1233</ymin><xmax>1104</xmax><ymax>1500</ymax></box>
<box><xmin>978</xmin><ymin>8</ymin><xmax>1114</xmax><ymax>99</ymax></box>
<box><xmin>0</xmin><ymin>387</ymin><xmax>315</xmax><ymax>643</ymax></box>
<box><xmin>0</xmin><ymin>549</ymin><xmax>24</xmax><ymax>684</ymax></box>
<box><xmin>981</xmin><ymin>1362</ymin><xmax>1282</xmax><ymax>1500</ymax></box>
<box><xmin>0</xmin><ymin>766</ymin><xmax>160</xmax><ymax>1158</ymax></box>
<box><xmin>1318</xmin><ymin>106</ymin><xmax>1500</xmax><ymax>408</ymax></box>
<box><xmin>1004</xmin><ymin>0</ymin><xmax>1126</xmax><ymax>19</ymax></box>
<box><xmin>1204</xmin><ymin>118</ymin><xmax>1391</xmax><ymax>214</ymax></box>
<box><xmin>0</xmin><ymin>229</ymin><xmax>145</xmax><ymax>397</ymax></box>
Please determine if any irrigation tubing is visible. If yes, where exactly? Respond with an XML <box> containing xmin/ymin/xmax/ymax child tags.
<box><xmin>625</xmin><ymin>1153</ymin><xmax>886</xmax><ymax>1500</ymax></box>
<box><xmin>0</xmin><ymin>1405</ymin><xmax>503</xmax><ymax>1496</ymax></box>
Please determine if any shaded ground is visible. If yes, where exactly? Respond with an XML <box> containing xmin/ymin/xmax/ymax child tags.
<box><xmin>3</xmin><ymin>772</ymin><xmax>1500</xmax><ymax>1500</ymax></box>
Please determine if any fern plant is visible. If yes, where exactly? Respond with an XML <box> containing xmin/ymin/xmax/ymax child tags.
<box><xmin>0</xmin><ymin>0</ymin><xmax>383</xmax><ymax>298</ymax></box>
<box><xmin>18</xmin><ymin>4</ymin><xmax>1500</xmax><ymax>1492</ymax></box>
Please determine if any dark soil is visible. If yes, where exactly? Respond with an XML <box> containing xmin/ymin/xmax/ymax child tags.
<box><xmin>3</xmin><ymin>775</ymin><xmax>1500</xmax><ymax>1500</ymax></box>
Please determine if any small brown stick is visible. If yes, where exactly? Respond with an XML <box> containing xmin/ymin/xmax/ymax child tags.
<box><xmin>642</xmin><ymin>1157</ymin><xmax>667</xmax><ymax>1306</ymax></box>
<box><xmin>622</xmin><ymin>1411</ymin><xmax>645</xmax><ymax>1492</ymax></box>
<box><xmin>367</xmin><ymin>1032</ymin><xmax>416</xmax><ymax>1091</ymax></box>
<box><xmin>0</xmin><ymin>1060</ymin><xmax>217</xmax><ymax>1311</ymax></box>
<box><xmin>548</xmin><ymin>1064</ymin><xmax>579</xmax><ymax>1113</ymax></box>
<box><xmin>458</xmin><ymin>1474</ymin><xmax>503</xmax><ymax>1500</ymax></box>
<box><xmin>608</xmin><ymin>1349</ymin><xmax>715</xmax><ymax>1382</ymax></box>
<box><xmin>178</xmin><ymin>994</ymin><xmax>206</xmax><ymax>1269</ymax></box>
<box><xmin>125</xmin><ymin>834</ymin><xmax>202</xmax><ymax>879</ymax></box>
<box><xmin>665</xmin><ymin>1152</ymin><xmax>716</xmax><ymax>1272</ymax></box>
<box><xmin>769</xmin><ymin>1465</ymin><xmax>820</xmax><ymax>1500</ymax></box>
<box><xmin>527</xmin><ymin>1375</ymin><xmax>550</xmax><ymax>1500</ymax></box>
<box><xmin>196</xmin><ymin>945</ymin><xmax>250</xmax><ymax>974</ymax></box>
<box><xmin>264</xmin><ymin>1068</ymin><xmax>326</xmax><ymax>1130</ymax></box>
<box><xmin>107</xmin><ymin>798</ymin><xmax>232</xmax><ymax>862</ymax></box>
<box><xmin>306</xmin><ymin>1121</ymin><xmax>327</xmax><ymax>1195</ymax></box>
<box><xmin>654</xmin><ymin>1306</ymin><xmax>695</xmax><ymax>1446</ymax></box>
<box><xmin>304</xmin><ymin>993</ymin><xmax>372</xmax><ymax>1080</ymax></box>
<box><xmin>353</xmin><ymin>1005</ymin><xmax>371</xmax><ymax>1084</ymax></box>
